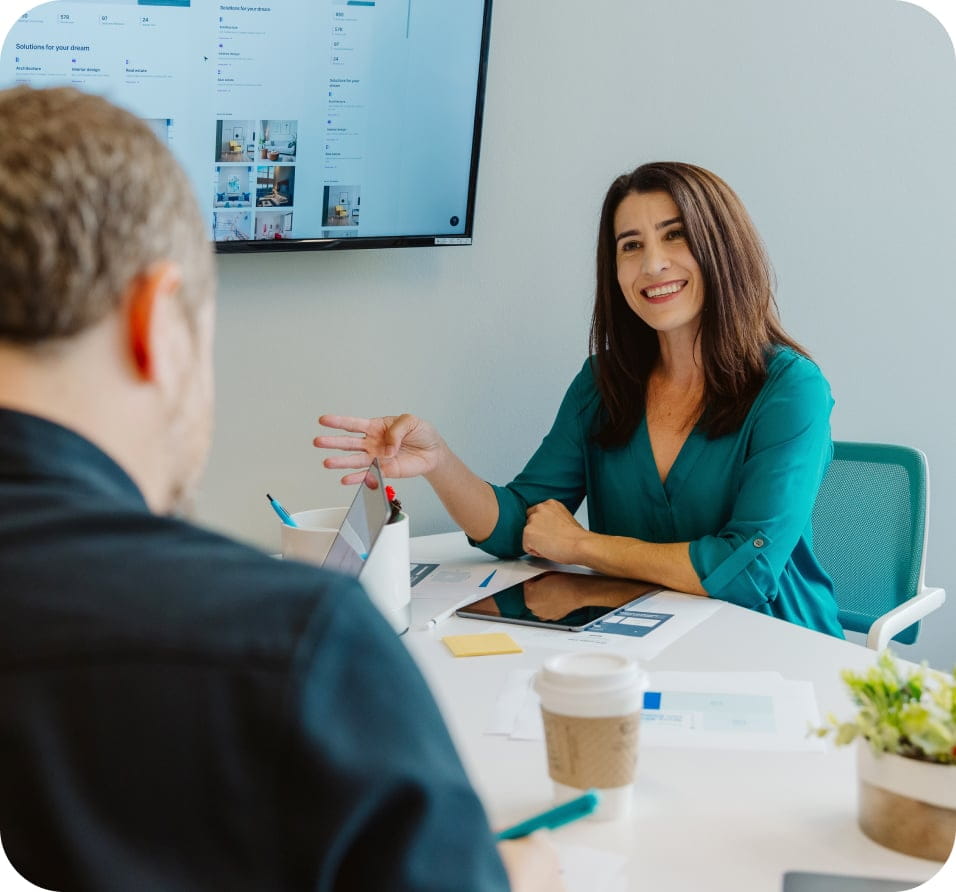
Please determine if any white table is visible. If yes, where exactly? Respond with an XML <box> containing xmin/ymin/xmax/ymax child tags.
<box><xmin>405</xmin><ymin>533</ymin><xmax>946</xmax><ymax>892</ymax></box>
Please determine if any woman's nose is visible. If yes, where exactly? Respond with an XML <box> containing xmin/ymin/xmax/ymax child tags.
<box><xmin>641</xmin><ymin>241</ymin><xmax>671</xmax><ymax>276</ymax></box>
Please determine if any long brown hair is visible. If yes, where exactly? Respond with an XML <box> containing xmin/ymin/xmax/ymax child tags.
<box><xmin>589</xmin><ymin>161</ymin><xmax>806</xmax><ymax>448</ymax></box>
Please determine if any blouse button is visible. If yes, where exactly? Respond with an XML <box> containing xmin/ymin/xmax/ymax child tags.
<box><xmin>753</xmin><ymin>538</ymin><xmax>765</xmax><ymax>548</ymax></box>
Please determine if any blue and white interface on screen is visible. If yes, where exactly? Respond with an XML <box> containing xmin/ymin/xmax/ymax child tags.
<box><xmin>1</xmin><ymin>0</ymin><xmax>487</xmax><ymax>246</ymax></box>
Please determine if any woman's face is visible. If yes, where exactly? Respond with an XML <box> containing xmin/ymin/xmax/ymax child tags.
<box><xmin>613</xmin><ymin>190</ymin><xmax>704</xmax><ymax>340</ymax></box>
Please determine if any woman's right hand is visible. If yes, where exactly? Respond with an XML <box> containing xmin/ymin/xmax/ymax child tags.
<box><xmin>314</xmin><ymin>413</ymin><xmax>447</xmax><ymax>484</ymax></box>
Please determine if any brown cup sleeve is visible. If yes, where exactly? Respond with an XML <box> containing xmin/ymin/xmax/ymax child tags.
<box><xmin>541</xmin><ymin>708</ymin><xmax>640</xmax><ymax>789</ymax></box>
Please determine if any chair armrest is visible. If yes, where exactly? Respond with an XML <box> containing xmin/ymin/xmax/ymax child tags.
<box><xmin>866</xmin><ymin>586</ymin><xmax>946</xmax><ymax>650</ymax></box>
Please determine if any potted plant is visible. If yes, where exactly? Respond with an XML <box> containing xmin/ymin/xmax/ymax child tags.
<box><xmin>814</xmin><ymin>650</ymin><xmax>956</xmax><ymax>861</ymax></box>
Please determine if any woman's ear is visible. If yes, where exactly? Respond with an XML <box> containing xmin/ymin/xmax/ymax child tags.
<box><xmin>125</xmin><ymin>262</ymin><xmax>183</xmax><ymax>381</ymax></box>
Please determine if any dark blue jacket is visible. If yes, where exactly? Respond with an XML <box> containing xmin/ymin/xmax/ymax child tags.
<box><xmin>0</xmin><ymin>409</ymin><xmax>507</xmax><ymax>891</ymax></box>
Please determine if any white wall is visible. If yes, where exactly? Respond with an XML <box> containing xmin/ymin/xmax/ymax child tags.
<box><xmin>198</xmin><ymin>0</ymin><xmax>956</xmax><ymax>670</ymax></box>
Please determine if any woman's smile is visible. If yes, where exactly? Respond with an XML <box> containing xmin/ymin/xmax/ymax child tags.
<box><xmin>641</xmin><ymin>279</ymin><xmax>687</xmax><ymax>303</ymax></box>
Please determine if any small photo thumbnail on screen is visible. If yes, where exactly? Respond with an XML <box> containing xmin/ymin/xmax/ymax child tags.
<box><xmin>214</xmin><ymin>165</ymin><xmax>253</xmax><ymax>208</ymax></box>
<box><xmin>212</xmin><ymin>209</ymin><xmax>252</xmax><ymax>242</ymax></box>
<box><xmin>255</xmin><ymin>165</ymin><xmax>295</xmax><ymax>207</ymax></box>
<box><xmin>254</xmin><ymin>209</ymin><xmax>294</xmax><ymax>240</ymax></box>
<box><xmin>322</xmin><ymin>185</ymin><xmax>360</xmax><ymax>227</ymax></box>
<box><xmin>258</xmin><ymin>119</ymin><xmax>297</xmax><ymax>162</ymax></box>
<box><xmin>215</xmin><ymin>120</ymin><xmax>257</xmax><ymax>163</ymax></box>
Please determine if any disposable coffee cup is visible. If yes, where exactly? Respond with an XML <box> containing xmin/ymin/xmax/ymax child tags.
<box><xmin>534</xmin><ymin>652</ymin><xmax>647</xmax><ymax>820</ymax></box>
<box><xmin>279</xmin><ymin>507</ymin><xmax>349</xmax><ymax>566</ymax></box>
<box><xmin>359</xmin><ymin>512</ymin><xmax>411</xmax><ymax>635</ymax></box>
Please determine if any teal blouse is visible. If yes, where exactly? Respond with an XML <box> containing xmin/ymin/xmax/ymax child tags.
<box><xmin>475</xmin><ymin>348</ymin><xmax>843</xmax><ymax>637</ymax></box>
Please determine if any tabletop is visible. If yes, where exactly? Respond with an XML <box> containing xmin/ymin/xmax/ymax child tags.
<box><xmin>404</xmin><ymin>532</ymin><xmax>948</xmax><ymax>892</ymax></box>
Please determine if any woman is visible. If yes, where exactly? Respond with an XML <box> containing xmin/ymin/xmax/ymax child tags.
<box><xmin>316</xmin><ymin>162</ymin><xmax>843</xmax><ymax>637</ymax></box>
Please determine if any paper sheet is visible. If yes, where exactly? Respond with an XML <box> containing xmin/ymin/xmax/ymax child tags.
<box><xmin>502</xmin><ymin>592</ymin><xmax>723</xmax><ymax>661</ymax></box>
<box><xmin>410</xmin><ymin>558</ymin><xmax>541</xmax><ymax>600</ymax></box>
<box><xmin>489</xmin><ymin>669</ymin><xmax>824</xmax><ymax>753</ymax></box>
<box><xmin>559</xmin><ymin>844</ymin><xmax>629</xmax><ymax>892</ymax></box>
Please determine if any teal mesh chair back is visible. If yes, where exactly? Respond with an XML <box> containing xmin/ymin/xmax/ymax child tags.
<box><xmin>811</xmin><ymin>442</ymin><xmax>928</xmax><ymax>645</ymax></box>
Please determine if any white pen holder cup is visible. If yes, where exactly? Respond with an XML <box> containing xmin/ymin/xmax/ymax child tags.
<box><xmin>280</xmin><ymin>507</ymin><xmax>349</xmax><ymax>566</ymax></box>
<box><xmin>359</xmin><ymin>512</ymin><xmax>411</xmax><ymax>635</ymax></box>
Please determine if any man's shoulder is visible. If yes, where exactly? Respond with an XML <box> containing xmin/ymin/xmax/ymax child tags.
<box><xmin>1</xmin><ymin>505</ymin><xmax>372</xmax><ymax>672</ymax></box>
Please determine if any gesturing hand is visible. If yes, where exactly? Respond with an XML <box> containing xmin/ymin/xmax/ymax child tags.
<box><xmin>522</xmin><ymin>499</ymin><xmax>589</xmax><ymax>565</ymax></box>
<box><xmin>314</xmin><ymin>413</ymin><xmax>447</xmax><ymax>485</ymax></box>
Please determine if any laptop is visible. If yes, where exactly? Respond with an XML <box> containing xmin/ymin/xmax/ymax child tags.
<box><xmin>320</xmin><ymin>458</ymin><xmax>393</xmax><ymax>578</ymax></box>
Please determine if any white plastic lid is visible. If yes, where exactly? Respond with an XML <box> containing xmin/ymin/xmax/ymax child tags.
<box><xmin>534</xmin><ymin>652</ymin><xmax>646</xmax><ymax>717</ymax></box>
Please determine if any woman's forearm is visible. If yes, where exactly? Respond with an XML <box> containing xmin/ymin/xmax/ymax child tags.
<box><xmin>578</xmin><ymin>534</ymin><xmax>708</xmax><ymax>596</ymax></box>
<box><xmin>425</xmin><ymin>445</ymin><xmax>500</xmax><ymax>542</ymax></box>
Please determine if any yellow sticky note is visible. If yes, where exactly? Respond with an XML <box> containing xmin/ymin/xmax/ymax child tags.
<box><xmin>442</xmin><ymin>632</ymin><xmax>523</xmax><ymax>658</ymax></box>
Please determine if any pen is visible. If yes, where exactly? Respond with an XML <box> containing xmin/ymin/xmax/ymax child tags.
<box><xmin>266</xmin><ymin>493</ymin><xmax>298</xmax><ymax>527</ymax></box>
<box><xmin>495</xmin><ymin>790</ymin><xmax>600</xmax><ymax>840</ymax></box>
<box><xmin>424</xmin><ymin>592</ymin><xmax>487</xmax><ymax>630</ymax></box>
<box><xmin>478</xmin><ymin>569</ymin><xmax>497</xmax><ymax>588</ymax></box>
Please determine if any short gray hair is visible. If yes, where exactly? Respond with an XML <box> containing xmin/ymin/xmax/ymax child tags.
<box><xmin>0</xmin><ymin>86</ymin><xmax>214</xmax><ymax>343</ymax></box>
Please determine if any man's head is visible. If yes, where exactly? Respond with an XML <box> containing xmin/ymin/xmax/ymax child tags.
<box><xmin>0</xmin><ymin>86</ymin><xmax>217</xmax><ymax>514</ymax></box>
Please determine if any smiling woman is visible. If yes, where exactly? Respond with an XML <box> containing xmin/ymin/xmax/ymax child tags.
<box><xmin>315</xmin><ymin>161</ymin><xmax>843</xmax><ymax>637</ymax></box>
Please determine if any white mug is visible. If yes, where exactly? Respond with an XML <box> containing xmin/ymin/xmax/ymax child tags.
<box><xmin>359</xmin><ymin>512</ymin><xmax>411</xmax><ymax>635</ymax></box>
<box><xmin>279</xmin><ymin>507</ymin><xmax>349</xmax><ymax>566</ymax></box>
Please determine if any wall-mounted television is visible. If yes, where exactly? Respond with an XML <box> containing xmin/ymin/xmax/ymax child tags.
<box><xmin>1</xmin><ymin>0</ymin><xmax>493</xmax><ymax>253</ymax></box>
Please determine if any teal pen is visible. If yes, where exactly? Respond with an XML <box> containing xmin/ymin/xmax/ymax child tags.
<box><xmin>495</xmin><ymin>790</ymin><xmax>600</xmax><ymax>840</ymax></box>
<box><xmin>266</xmin><ymin>493</ymin><xmax>297</xmax><ymax>527</ymax></box>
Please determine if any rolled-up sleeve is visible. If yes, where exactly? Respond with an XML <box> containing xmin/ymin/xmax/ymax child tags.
<box><xmin>474</xmin><ymin>361</ymin><xmax>596</xmax><ymax>558</ymax></box>
<box><xmin>688</xmin><ymin>358</ymin><xmax>834</xmax><ymax>609</ymax></box>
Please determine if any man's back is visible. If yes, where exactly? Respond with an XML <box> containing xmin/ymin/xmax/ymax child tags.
<box><xmin>0</xmin><ymin>409</ymin><xmax>508</xmax><ymax>891</ymax></box>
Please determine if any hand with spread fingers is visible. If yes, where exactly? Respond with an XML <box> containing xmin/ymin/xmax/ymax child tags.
<box><xmin>314</xmin><ymin>413</ymin><xmax>447</xmax><ymax>485</ymax></box>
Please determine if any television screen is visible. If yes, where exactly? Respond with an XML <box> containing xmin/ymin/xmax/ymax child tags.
<box><xmin>1</xmin><ymin>0</ymin><xmax>493</xmax><ymax>252</ymax></box>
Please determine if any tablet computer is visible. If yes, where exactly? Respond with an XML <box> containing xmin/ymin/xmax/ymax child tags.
<box><xmin>455</xmin><ymin>570</ymin><xmax>659</xmax><ymax>631</ymax></box>
<box><xmin>781</xmin><ymin>871</ymin><xmax>917</xmax><ymax>892</ymax></box>
<box><xmin>322</xmin><ymin>459</ymin><xmax>392</xmax><ymax>578</ymax></box>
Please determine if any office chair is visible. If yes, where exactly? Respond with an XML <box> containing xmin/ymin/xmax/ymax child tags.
<box><xmin>811</xmin><ymin>441</ymin><xmax>945</xmax><ymax>650</ymax></box>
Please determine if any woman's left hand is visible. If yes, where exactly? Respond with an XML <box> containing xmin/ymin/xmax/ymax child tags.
<box><xmin>522</xmin><ymin>500</ymin><xmax>589</xmax><ymax>565</ymax></box>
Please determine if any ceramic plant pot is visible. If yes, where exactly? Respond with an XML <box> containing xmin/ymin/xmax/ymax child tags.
<box><xmin>857</xmin><ymin>739</ymin><xmax>956</xmax><ymax>862</ymax></box>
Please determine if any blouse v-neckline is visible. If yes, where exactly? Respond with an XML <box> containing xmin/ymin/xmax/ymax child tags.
<box><xmin>637</xmin><ymin>416</ymin><xmax>707</xmax><ymax>504</ymax></box>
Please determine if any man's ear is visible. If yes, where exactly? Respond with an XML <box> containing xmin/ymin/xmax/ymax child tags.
<box><xmin>125</xmin><ymin>262</ymin><xmax>183</xmax><ymax>381</ymax></box>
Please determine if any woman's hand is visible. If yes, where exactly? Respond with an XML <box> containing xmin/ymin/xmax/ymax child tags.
<box><xmin>314</xmin><ymin>413</ymin><xmax>447</xmax><ymax>484</ymax></box>
<box><xmin>522</xmin><ymin>499</ymin><xmax>590</xmax><ymax>565</ymax></box>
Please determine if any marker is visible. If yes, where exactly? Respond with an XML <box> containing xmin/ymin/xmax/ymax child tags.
<box><xmin>385</xmin><ymin>484</ymin><xmax>402</xmax><ymax>523</ymax></box>
<box><xmin>266</xmin><ymin>493</ymin><xmax>297</xmax><ymax>527</ymax></box>
<box><xmin>495</xmin><ymin>790</ymin><xmax>600</xmax><ymax>840</ymax></box>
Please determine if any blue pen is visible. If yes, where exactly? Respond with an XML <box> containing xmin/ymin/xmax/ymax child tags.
<box><xmin>495</xmin><ymin>790</ymin><xmax>600</xmax><ymax>840</ymax></box>
<box><xmin>266</xmin><ymin>493</ymin><xmax>298</xmax><ymax>527</ymax></box>
<box><xmin>478</xmin><ymin>569</ymin><xmax>497</xmax><ymax>588</ymax></box>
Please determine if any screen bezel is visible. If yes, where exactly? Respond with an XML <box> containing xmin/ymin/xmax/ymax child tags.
<box><xmin>455</xmin><ymin>571</ymin><xmax>660</xmax><ymax>632</ymax></box>
<box><xmin>214</xmin><ymin>0</ymin><xmax>494</xmax><ymax>254</ymax></box>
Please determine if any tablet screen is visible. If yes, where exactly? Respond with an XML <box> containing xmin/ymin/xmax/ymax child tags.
<box><xmin>456</xmin><ymin>571</ymin><xmax>659</xmax><ymax>631</ymax></box>
<box><xmin>323</xmin><ymin>459</ymin><xmax>391</xmax><ymax>577</ymax></box>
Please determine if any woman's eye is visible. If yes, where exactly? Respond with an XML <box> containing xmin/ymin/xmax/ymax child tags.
<box><xmin>665</xmin><ymin>228</ymin><xmax>686</xmax><ymax>240</ymax></box>
<box><xmin>620</xmin><ymin>239</ymin><xmax>641</xmax><ymax>253</ymax></box>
